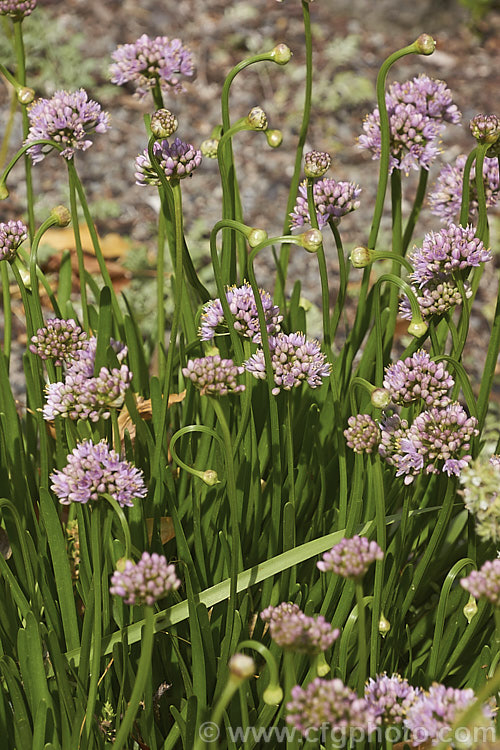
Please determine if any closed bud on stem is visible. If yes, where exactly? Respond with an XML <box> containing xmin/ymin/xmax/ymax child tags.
<box><xmin>263</xmin><ymin>683</ymin><xmax>284</xmax><ymax>705</ymax></box>
<box><xmin>378</xmin><ymin>613</ymin><xmax>391</xmax><ymax>637</ymax></box>
<box><xmin>415</xmin><ymin>34</ymin><xmax>436</xmax><ymax>55</ymax></box>
<box><xmin>50</xmin><ymin>205</ymin><xmax>71</xmax><ymax>227</ymax></box>
<box><xmin>371</xmin><ymin>388</ymin><xmax>390</xmax><ymax>409</ymax></box>
<box><xmin>304</xmin><ymin>150</ymin><xmax>331</xmax><ymax>178</ymax></box>
<box><xmin>266</xmin><ymin>129</ymin><xmax>283</xmax><ymax>148</ymax></box>
<box><xmin>463</xmin><ymin>595</ymin><xmax>478</xmax><ymax>624</ymax></box>
<box><xmin>228</xmin><ymin>653</ymin><xmax>255</xmax><ymax>682</ymax></box>
<box><xmin>0</xmin><ymin>183</ymin><xmax>9</xmax><ymax>200</ymax></box>
<box><xmin>247</xmin><ymin>227</ymin><xmax>268</xmax><ymax>247</ymax></box>
<box><xmin>407</xmin><ymin>317</ymin><xmax>428</xmax><ymax>338</ymax></box>
<box><xmin>201</xmin><ymin>469</ymin><xmax>219</xmax><ymax>486</ymax></box>
<box><xmin>247</xmin><ymin>106</ymin><xmax>268</xmax><ymax>131</ymax></box>
<box><xmin>350</xmin><ymin>246</ymin><xmax>373</xmax><ymax>268</ymax></box>
<box><xmin>200</xmin><ymin>138</ymin><xmax>219</xmax><ymax>158</ymax></box>
<box><xmin>470</xmin><ymin>114</ymin><xmax>500</xmax><ymax>145</ymax></box>
<box><xmin>17</xmin><ymin>86</ymin><xmax>35</xmax><ymax>105</ymax></box>
<box><xmin>315</xmin><ymin>652</ymin><xmax>331</xmax><ymax>677</ymax></box>
<box><xmin>270</xmin><ymin>43</ymin><xmax>292</xmax><ymax>65</ymax></box>
<box><xmin>150</xmin><ymin>109</ymin><xmax>178</xmax><ymax>138</ymax></box>
<box><xmin>299</xmin><ymin>228</ymin><xmax>323</xmax><ymax>252</ymax></box>
<box><xmin>114</xmin><ymin>557</ymin><xmax>129</xmax><ymax>573</ymax></box>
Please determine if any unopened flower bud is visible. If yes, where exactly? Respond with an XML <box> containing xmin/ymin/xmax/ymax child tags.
<box><xmin>463</xmin><ymin>595</ymin><xmax>478</xmax><ymax>624</ymax></box>
<box><xmin>202</xmin><ymin>469</ymin><xmax>219</xmax><ymax>486</ymax></box>
<box><xmin>316</xmin><ymin>652</ymin><xmax>330</xmax><ymax>677</ymax></box>
<box><xmin>300</xmin><ymin>228</ymin><xmax>323</xmax><ymax>252</ymax></box>
<box><xmin>248</xmin><ymin>228</ymin><xmax>268</xmax><ymax>247</ymax></box>
<box><xmin>228</xmin><ymin>653</ymin><xmax>255</xmax><ymax>681</ymax></box>
<box><xmin>151</xmin><ymin>109</ymin><xmax>178</xmax><ymax>138</ymax></box>
<box><xmin>371</xmin><ymin>388</ymin><xmax>390</xmax><ymax>409</ymax></box>
<box><xmin>304</xmin><ymin>150</ymin><xmax>331</xmax><ymax>178</ymax></box>
<box><xmin>270</xmin><ymin>43</ymin><xmax>292</xmax><ymax>65</ymax></box>
<box><xmin>200</xmin><ymin>138</ymin><xmax>219</xmax><ymax>158</ymax></box>
<box><xmin>247</xmin><ymin>106</ymin><xmax>268</xmax><ymax>131</ymax></box>
<box><xmin>407</xmin><ymin>318</ymin><xmax>428</xmax><ymax>338</ymax></box>
<box><xmin>266</xmin><ymin>129</ymin><xmax>283</xmax><ymax>148</ymax></box>
<box><xmin>350</xmin><ymin>246</ymin><xmax>372</xmax><ymax>268</ymax></box>
<box><xmin>115</xmin><ymin>557</ymin><xmax>129</xmax><ymax>573</ymax></box>
<box><xmin>17</xmin><ymin>86</ymin><xmax>35</xmax><ymax>105</ymax></box>
<box><xmin>470</xmin><ymin>114</ymin><xmax>500</xmax><ymax>145</ymax></box>
<box><xmin>51</xmin><ymin>205</ymin><xmax>71</xmax><ymax>227</ymax></box>
<box><xmin>415</xmin><ymin>34</ymin><xmax>436</xmax><ymax>55</ymax></box>
<box><xmin>378</xmin><ymin>613</ymin><xmax>391</xmax><ymax>637</ymax></box>
<box><xmin>0</xmin><ymin>183</ymin><xmax>9</xmax><ymax>200</ymax></box>
<box><xmin>263</xmin><ymin>683</ymin><xmax>284</xmax><ymax>705</ymax></box>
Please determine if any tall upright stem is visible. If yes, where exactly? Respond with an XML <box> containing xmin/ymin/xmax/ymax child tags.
<box><xmin>13</xmin><ymin>20</ymin><xmax>35</xmax><ymax>240</ymax></box>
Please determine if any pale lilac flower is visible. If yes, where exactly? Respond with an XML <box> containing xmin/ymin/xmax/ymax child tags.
<box><xmin>404</xmin><ymin>683</ymin><xmax>494</xmax><ymax>747</ymax></box>
<box><xmin>470</xmin><ymin>113</ymin><xmax>500</xmax><ymax>144</ymax></box>
<box><xmin>182</xmin><ymin>355</ymin><xmax>245</xmax><ymax>396</ymax></box>
<box><xmin>286</xmin><ymin>678</ymin><xmax>379</xmax><ymax>736</ymax></box>
<box><xmin>0</xmin><ymin>0</ymin><xmax>37</xmax><ymax>17</ymax></box>
<box><xmin>199</xmin><ymin>283</ymin><xmax>283</xmax><ymax>343</ymax></box>
<box><xmin>135</xmin><ymin>137</ymin><xmax>202</xmax><ymax>185</ymax></box>
<box><xmin>378</xmin><ymin>413</ymin><xmax>421</xmax><ymax>485</ymax></box>
<box><xmin>110</xmin><ymin>552</ymin><xmax>180</xmax><ymax>606</ymax></box>
<box><xmin>461</xmin><ymin>559</ymin><xmax>500</xmax><ymax>607</ymax></box>
<box><xmin>383</xmin><ymin>350</ymin><xmax>454</xmax><ymax>407</ymax></box>
<box><xmin>429</xmin><ymin>155</ymin><xmax>499</xmax><ymax>223</ymax></box>
<box><xmin>459</xmin><ymin>456</ymin><xmax>500</xmax><ymax>543</ymax></box>
<box><xmin>260</xmin><ymin>603</ymin><xmax>339</xmax><ymax>654</ymax></box>
<box><xmin>0</xmin><ymin>220</ymin><xmax>27</xmax><ymax>261</ymax></box>
<box><xmin>25</xmin><ymin>89</ymin><xmax>110</xmax><ymax>163</ymax></box>
<box><xmin>110</xmin><ymin>34</ymin><xmax>194</xmax><ymax>99</ymax></box>
<box><xmin>244</xmin><ymin>332</ymin><xmax>330</xmax><ymax>395</ymax></box>
<box><xmin>344</xmin><ymin>414</ymin><xmax>380</xmax><ymax>454</ymax></box>
<box><xmin>408</xmin><ymin>224</ymin><xmax>491</xmax><ymax>286</ymax></box>
<box><xmin>30</xmin><ymin>318</ymin><xmax>87</xmax><ymax>366</ymax></box>
<box><xmin>364</xmin><ymin>674</ymin><xmax>420</xmax><ymax>725</ymax></box>
<box><xmin>359</xmin><ymin>75</ymin><xmax>461</xmax><ymax>174</ymax></box>
<box><xmin>318</xmin><ymin>536</ymin><xmax>384</xmax><ymax>580</ymax></box>
<box><xmin>290</xmin><ymin>178</ymin><xmax>361</xmax><ymax>229</ymax></box>
<box><xmin>50</xmin><ymin>440</ymin><xmax>147</xmax><ymax>507</ymax></box>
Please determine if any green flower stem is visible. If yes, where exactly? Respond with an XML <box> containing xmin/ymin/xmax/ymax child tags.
<box><xmin>355</xmin><ymin>580</ymin><xmax>367</xmax><ymax>695</ymax></box>
<box><xmin>1</xmin><ymin>263</ymin><xmax>11</xmax><ymax>365</ymax></box>
<box><xmin>306</xmin><ymin>179</ymin><xmax>331</xmax><ymax>350</ymax></box>
<box><xmin>401</xmin><ymin>167</ymin><xmax>428</xmax><ymax>255</ymax></box>
<box><xmin>157</xmin><ymin>193</ymin><xmax>168</xmax><ymax>382</ymax></box>
<box><xmin>276</xmin><ymin>0</ymin><xmax>313</xmax><ymax>309</ymax></box>
<box><xmin>236</xmin><ymin>640</ymin><xmax>281</xmax><ymax>700</ymax></box>
<box><xmin>29</xmin><ymin>214</ymin><xmax>61</xmax><ymax>331</ymax></box>
<box><xmin>285</xmin><ymin>394</ymin><xmax>296</xmax><ymax>509</ymax></box>
<box><xmin>369</xmin><ymin>455</ymin><xmax>386</xmax><ymax>676</ymax></box>
<box><xmin>459</xmin><ymin>147</ymin><xmax>477</xmax><ymax>227</ymax></box>
<box><xmin>13</xmin><ymin>20</ymin><xmax>35</xmax><ymax>240</ymax></box>
<box><xmin>67</xmin><ymin>165</ymin><xmax>90</xmax><ymax>332</ymax></box>
<box><xmin>383</xmin><ymin>170</ymin><xmax>403</xmax><ymax>353</ymax></box>
<box><xmin>0</xmin><ymin>89</ymin><xmax>17</xmax><ymax>171</ymax></box>
<box><xmin>68</xmin><ymin>160</ymin><xmax>125</xmax><ymax>330</ymax></box>
<box><xmin>0</xmin><ymin>138</ymin><xmax>62</xmax><ymax>197</ymax></box>
<box><xmin>170</xmin><ymin>424</ymin><xmax>224</xmax><ymax>483</ymax></box>
<box><xmin>283</xmin><ymin>650</ymin><xmax>299</xmax><ymax>750</ymax></box>
<box><xmin>221</xmin><ymin>54</ymin><xmax>277</xmax><ymax>131</ymax></box>
<box><xmin>84</xmin><ymin>504</ymin><xmax>103</xmax><ymax>743</ymax></box>
<box><xmin>101</xmin><ymin>493</ymin><xmax>131</xmax><ymax>561</ymax></box>
<box><xmin>365</xmin><ymin>251</ymin><xmax>414</xmax><ymax>275</ymax></box>
<box><xmin>17</xmin><ymin>245</ymin><xmax>61</xmax><ymax>320</ymax></box>
<box><xmin>348</xmin><ymin>376</ymin><xmax>378</xmax><ymax>414</ymax></box>
<box><xmin>329</xmin><ymin>220</ymin><xmax>349</xmax><ymax>339</ymax></box>
<box><xmin>151</xmin><ymin>81</ymin><xmax>164</xmax><ymax>110</ymax></box>
<box><xmin>113</xmin><ymin>605</ymin><xmax>155</xmax><ymax>750</ymax></box>
<box><xmin>474</xmin><ymin>143</ymin><xmax>490</xmax><ymax>243</ymax></box>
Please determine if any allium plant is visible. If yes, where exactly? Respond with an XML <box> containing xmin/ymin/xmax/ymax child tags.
<box><xmin>0</xmin><ymin>4</ymin><xmax>499</xmax><ymax>749</ymax></box>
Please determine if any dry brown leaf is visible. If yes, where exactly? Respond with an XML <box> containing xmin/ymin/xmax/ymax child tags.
<box><xmin>118</xmin><ymin>391</ymin><xmax>186</xmax><ymax>444</ymax></box>
<box><xmin>146</xmin><ymin>517</ymin><xmax>175</xmax><ymax>545</ymax></box>
<box><xmin>40</xmin><ymin>224</ymin><xmax>130</xmax><ymax>259</ymax></box>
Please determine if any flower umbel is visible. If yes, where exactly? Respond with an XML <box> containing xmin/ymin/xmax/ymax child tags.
<box><xmin>135</xmin><ymin>137</ymin><xmax>202</xmax><ymax>184</ymax></box>
<box><xmin>461</xmin><ymin>559</ymin><xmax>500</xmax><ymax>607</ymax></box>
<box><xmin>290</xmin><ymin>178</ymin><xmax>361</xmax><ymax>229</ymax></box>
<box><xmin>344</xmin><ymin>414</ymin><xmax>381</xmax><ymax>454</ymax></box>
<box><xmin>317</xmin><ymin>536</ymin><xmax>384</xmax><ymax>580</ymax></box>
<box><xmin>0</xmin><ymin>220</ymin><xmax>27</xmax><ymax>262</ymax></box>
<box><xmin>383</xmin><ymin>350</ymin><xmax>454</xmax><ymax>408</ymax></box>
<box><xmin>460</xmin><ymin>455</ymin><xmax>500</xmax><ymax>543</ymax></box>
<box><xmin>0</xmin><ymin>0</ymin><xmax>37</xmax><ymax>17</ymax></box>
<box><xmin>429</xmin><ymin>154</ymin><xmax>499</xmax><ymax>224</ymax></box>
<box><xmin>50</xmin><ymin>440</ymin><xmax>147</xmax><ymax>507</ymax></box>
<box><xmin>110</xmin><ymin>552</ymin><xmax>181</xmax><ymax>606</ymax></box>
<box><xmin>182</xmin><ymin>356</ymin><xmax>245</xmax><ymax>396</ymax></box>
<box><xmin>199</xmin><ymin>283</ymin><xmax>283</xmax><ymax>343</ymax></box>
<box><xmin>25</xmin><ymin>89</ymin><xmax>110</xmax><ymax>163</ymax></box>
<box><xmin>260</xmin><ymin>603</ymin><xmax>339</xmax><ymax>654</ymax></box>
<box><xmin>30</xmin><ymin>318</ymin><xmax>87</xmax><ymax>367</ymax></box>
<box><xmin>364</xmin><ymin>673</ymin><xmax>420</xmax><ymax>725</ymax></box>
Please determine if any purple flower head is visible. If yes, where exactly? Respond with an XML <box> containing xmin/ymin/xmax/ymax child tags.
<box><xmin>304</xmin><ymin>150</ymin><xmax>331</xmax><ymax>178</ymax></box>
<box><xmin>110</xmin><ymin>552</ymin><xmax>180</xmax><ymax>606</ymax></box>
<box><xmin>409</xmin><ymin>224</ymin><xmax>491</xmax><ymax>286</ymax></box>
<box><xmin>399</xmin><ymin>278</ymin><xmax>472</xmax><ymax>321</ymax></box>
<box><xmin>290</xmin><ymin>178</ymin><xmax>361</xmax><ymax>229</ymax></box>
<box><xmin>50</xmin><ymin>440</ymin><xmax>147</xmax><ymax>507</ymax></box>
<box><xmin>30</xmin><ymin>318</ymin><xmax>87</xmax><ymax>367</ymax></box>
<box><xmin>0</xmin><ymin>220</ymin><xmax>27</xmax><ymax>261</ymax></box>
<box><xmin>461</xmin><ymin>559</ymin><xmax>500</xmax><ymax>607</ymax></box>
<box><xmin>42</xmin><ymin>337</ymin><xmax>132</xmax><ymax>422</ymax></box>
<box><xmin>25</xmin><ymin>89</ymin><xmax>110</xmax><ymax>163</ymax></box>
<box><xmin>470</xmin><ymin>113</ymin><xmax>500</xmax><ymax>144</ymax></box>
<box><xmin>260</xmin><ymin>603</ymin><xmax>339</xmax><ymax>654</ymax></box>
<box><xmin>286</xmin><ymin>678</ymin><xmax>379</xmax><ymax>736</ymax></box>
<box><xmin>0</xmin><ymin>0</ymin><xmax>37</xmax><ymax>17</ymax></box>
<box><xmin>135</xmin><ymin>137</ymin><xmax>202</xmax><ymax>185</ymax></box>
<box><xmin>199</xmin><ymin>283</ymin><xmax>283</xmax><ymax>343</ymax></box>
<box><xmin>359</xmin><ymin>75</ymin><xmax>460</xmax><ymax>175</ymax></box>
<box><xmin>182</xmin><ymin>355</ymin><xmax>245</xmax><ymax>397</ymax></box>
<box><xmin>318</xmin><ymin>536</ymin><xmax>384</xmax><ymax>580</ymax></box>
<box><xmin>404</xmin><ymin>683</ymin><xmax>494</xmax><ymax>747</ymax></box>
<box><xmin>364</xmin><ymin>674</ymin><xmax>420</xmax><ymax>725</ymax></box>
<box><xmin>429</xmin><ymin>155</ymin><xmax>499</xmax><ymax>224</ymax></box>
<box><xmin>383</xmin><ymin>350</ymin><xmax>454</xmax><ymax>408</ymax></box>
<box><xmin>244</xmin><ymin>332</ymin><xmax>330</xmax><ymax>395</ymax></box>
<box><xmin>110</xmin><ymin>34</ymin><xmax>194</xmax><ymax>99</ymax></box>
<box><xmin>344</xmin><ymin>414</ymin><xmax>381</xmax><ymax>454</ymax></box>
